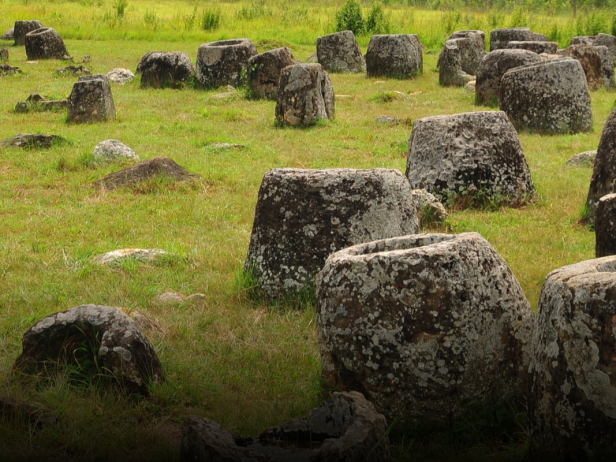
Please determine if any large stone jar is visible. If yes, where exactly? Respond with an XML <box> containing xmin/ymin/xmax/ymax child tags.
<box><xmin>24</xmin><ymin>27</ymin><xmax>68</xmax><ymax>60</ymax></box>
<box><xmin>196</xmin><ymin>38</ymin><xmax>257</xmax><ymax>88</ymax></box>
<box><xmin>365</xmin><ymin>34</ymin><xmax>423</xmax><ymax>78</ymax></box>
<box><xmin>13</xmin><ymin>20</ymin><xmax>43</xmax><ymax>46</ymax></box>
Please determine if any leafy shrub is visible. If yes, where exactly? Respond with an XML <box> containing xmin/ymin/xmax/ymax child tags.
<box><xmin>202</xmin><ymin>8</ymin><xmax>222</xmax><ymax>31</ymax></box>
<box><xmin>366</xmin><ymin>2</ymin><xmax>390</xmax><ymax>34</ymax></box>
<box><xmin>335</xmin><ymin>0</ymin><xmax>365</xmax><ymax>36</ymax></box>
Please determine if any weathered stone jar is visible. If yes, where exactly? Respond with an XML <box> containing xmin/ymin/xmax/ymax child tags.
<box><xmin>365</xmin><ymin>34</ymin><xmax>423</xmax><ymax>78</ymax></box>
<box><xmin>437</xmin><ymin>39</ymin><xmax>475</xmax><ymax>86</ymax></box>
<box><xmin>13</xmin><ymin>20</ymin><xmax>43</xmax><ymax>46</ymax></box>
<box><xmin>25</xmin><ymin>27</ymin><xmax>68</xmax><ymax>60</ymax></box>
<box><xmin>490</xmin><ymin>27</ymin><xmax>534</xmax><ymax>51</ymax></box>
<box><xmin>506</xmin><ymin>41</ymin><xmax>559</xmax><ymax>54</ymax></box>
<box><xmin>448</xmin><ymin>30</ymin><xmax>485</xmax><ymax>75</ymax></box>
<box><xmin>595</xmin><ymin>193</ymin><xmax>616</xmax><ymax>258</ymax></box>
<box><xmin>406</xmin><ymin>111</ymin><xmax>535</xmax><ymax>206</ymax></box>
<box><xmin>244</xmin><ymin>168</ymin><xmax>420</xmax><ymax>299</ymax></box>
<box><xmin>528</xmin><ymin>257</ymin><xmax>616</xmax><ymax>460</ymax></box>
<box><xmin>317</xmin><ymin>232</ymin><xmax>534</xmax><ymax>422</ymax></box>
<box><xmin>563</xmin><ymin>44</ymin><xmax>615</xmax><ymax>90</ymax></box>
<box><xmin>500</xmin><ymin>58</ymin><xmax>593</xmax><ymax>134</ymax></box>
<box><xmin>67</xmin><ymin>74</ymin><xmax>116</xmax><ymax>124</ymax></box>
<box><xmin>316</xmin><ymin>30</ymin><xmax>366</xmax><ymax>73</ymax></box>
<box><xmin>138</xmin><ymin>51</ymin><xmax>195</xmax><ymax>88</ymax></box>
<box><xmin>196</xmin><ymin>38</ymin><xmax>257</xmax><ymax>88</ymax></box>
<box><xmin>586</xmin><ymin>108</ymin><xmax>616</xmax><ymax>223</ymax></box>
<box><xmin>247</xmin><ymin>47</ymin><xmax>299</xmax><ymax>100</ymax></box>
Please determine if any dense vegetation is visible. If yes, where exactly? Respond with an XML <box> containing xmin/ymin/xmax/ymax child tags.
<box><xmin>0</xmin><ymin>0</ymin><xmax>614</xmax><ymax>460</ymax></box>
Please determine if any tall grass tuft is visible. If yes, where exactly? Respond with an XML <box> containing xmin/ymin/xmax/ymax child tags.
<box><xmin>202</xmin><ymin>7</ymin><xmax>222</xmax><ymax>31</ymax></box>
<box><xmin>113</xmin><ymin>0</ymin><xmax>128</xmax><ymax>18</ymax></box>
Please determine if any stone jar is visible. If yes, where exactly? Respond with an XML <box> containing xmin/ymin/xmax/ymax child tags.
<box><xmin>139</xmin><ymin>51</ymin><xmax>195</xmax><ymax>88</ymax></box>
<box><xmin>506</xmin><ymin>41</ymin><xmax>559</xmax><ymax>54</ymax></box>
<box><xmin>365</xmin><ymin>34</ymin><xmax>423</xmax><ymax>78</ymax></box>
<box><xmin>437</xmin><ymin>39</ymin><xmax>475</xmax><ymax>86</ymax></box>
<box><xmin>563</xmin><ymin>44</ymin><xmax>615</xmax><ymax>90</ymax></box>
<box><xmin>490</xmin><ymin>27</ymin><xmax>534</xmax><ymax>51</ymax></box>
<box><xmin>196</xmin><ymin>38</ymin><xmax>257</xmax><ymax>88</ymax></box>
<box><xmin>316</xmin><ymin>30</ymin><xmax>366</xmax><ymax>73</ymax></box>
<box><xmin>247</xmin><ymin>47</ymin><xmax>299</xmax><ymax>100</ymax></box>
<box><xmin>586</xmin><ymin>108</ymin><xmax>616</xmax><ymax>223</ymax></box>
<box><xmin>13</xmin><ymin>20</ymin><xmax>43</xmax><ymax>46</ymax></box>
<box><xmin>25</xmin><ymin>27</ymin><xmax>68</xmax><ymax>60</ymax></box>
<box><xmin>448</xmin><ymin>30</ymin><xmax>485</xmax><ymax>75</ymax></box>
<box><xmin>317</xmin><ymin>232</ymin><xmax>534</xmax><ymax>423</ymax></box>
<box><xmin>67</xmin><ymin>74</ymin><xmax>116</xmax><ymax>124</ymax></box>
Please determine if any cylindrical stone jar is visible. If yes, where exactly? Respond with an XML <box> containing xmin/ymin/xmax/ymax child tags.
<box><xmin>196</xmin><ymin>39</ymin><xmax>258</xmax><ymax>88</ymax></box>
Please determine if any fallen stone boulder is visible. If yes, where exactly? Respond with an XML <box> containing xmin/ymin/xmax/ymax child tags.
<box><xmin>244</xmin><ymin>168</ymin><xmax>420</xmax><ymax>298</ymax></box>
<box><xmin>317</xmin><ymin>232</ymin><xmax>534</xmax><ymax>423</ymax></box>
<box><xmin>317</xmin><ymin>30</ymin><xmax>366</xmax><ymax>73</ymax></box>
<box><xmin>1</xmin><ymin>28</ymin><xmax>14</xmax><ymax>40</ymax></box>
<box><xmin>438</xmin><ymin>38</ymin><xmax>474</xmax><ymax>86</ymax></box>
<box><xmin>563</xmin><ymin>44</ymin><xmax>615</xmax><ymax>90</ymax></box>
<box><xmin>0</xmin><ymin>47</ymin><xmax>7</xmax><ymax>61</ymax></box>
<box><xmin>14</xmin><ymin>20</ymin><xmax>43</xmax><ymax>46</ymax></box>
<box><xmin>92</xmin><ymin>139</ymin><xmax>139</xmax><ymax>163</ymax></box>
<box><xmin>196</xmin><ymin>39</ymin><xmax>257</xmax><ymax>88</ymax></box>
<box><xmin>406</xmin><ymin>111</ymin><xmax>535</xmax><ymax>205</ymax></box>
<box><xmin>15</xmin><ymin>93</ymin><xmax>67</xmax><ymax>113</ymax></box>
<box><xmin>528</xmin><ymin>257</ymin><xmax>616</xmax><ymax>460</ymax></box>
<box><xmin>448</xmin><ymin>30</ymin><xmax>485</xmax><ymax>75</ymax></box>
<box><xmin>14</xmin><ymin>305</ymin><xmax>164</xmax><ymax>395</ymax></box>
<box><xmin>107</xmin><ymin>68</ymin><xmax>135</xmax><ymax>84</ymax></box>
<box><xmin>366</xmin><ymin>34</ymin><xmax>423</xmax><ymax>78</ymax></box>
<box><xmin>0</xmin><ymin>63</ymin><xmax>21</xmax><ymax>75</ymax></box>
<box><xmin>500</xmin><ymin>58</ymin><xmax>592</xmax><ymax>134</ymax></box>
<box><xmin>586</xmin><ymin>108</ymin><xmax>616</xmax><ymax>223</ymax></box>
<box><xmin>94</xmin><ymin>248</ymin><xmax>168</xmax><ymax>265</ymax></box>
<box><xmin>247</xmin><ymin>47</ymin><xmax>299</xmax><ymax>100</ymax></box>
<box><xmin>595</xmin><ymin>194</ymin><xmax>616</xmax><ymax>257</ymax></box>
<box><xmin>67</xmin><ymin>74</ymin><xmax>116</xmax><ymax>124</ymax></box>
<box><xmin>181</xmin><ymin>391</ymin><xmax>391</xmax><ymax>462</ymax></box>
<box><xmin>275</xmin><ymin>63</ymin><xmax>334</xmax><ymax>126</ymax></box>
<box><xmin>25</xmin><ymin>27</ymin><xmax>68</xmax><ymax>60</ymax></box>
<box><xmin>475</xmin><ymin>49</ymin><xmax>542</xmax><ymax>104</ymax></box>
<box><xmin>506</xmin><ymin>40</ymin><xmax>558</xmax><ymax>54</ymax></box>
<box><xmin>490</xmin><ymin>27</ymin><xmax>534</xmax><ymax>51</ymax></box>
<box><xmin>566</xmin><ymin>150</ymin><xmax>596</xmax><ymax>167</ymax></box>
<box><xmin>1</xmin><ymin>133</ymin><xmax>64</xmax><ymax>149</ymax></box>
<box><xmin>56</xmin><ymin>64</ymin><xmax>90</xmax><ymax>76</ymax></box>
<box><xmin>139</xmin><ymin>51</ymin><xmax>195</xmax><ymax>89</ymax></box>
<box><xmin>94</xmin><ymin>157</ymin><xmax>198</xmax><ymax>190</ymax></box>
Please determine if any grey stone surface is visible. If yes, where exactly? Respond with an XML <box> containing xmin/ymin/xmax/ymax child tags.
<box><xmin>25</xmin><ymin>27</ymin><xmax>67</xmax><ymax>60</ymax></box>
<box><xmin>438</xmin><ymin>38</ymin><xmax>474</xmax><ymax>86</ymax></box>
<box><xmin>67</xmin><ymin>74</ymin><xmax>116</xmax><ymax>124</ymax></box>
<box><xmin>571</xmin><ymin>35</ymin><xmax>596</xmax><ymax>46</ymax></box>
<box><xmin>586</xmin><ymin>108</ymin><xmax>616</xmax><ymax>223</ymax></box>
<box><xmin>94</xmin><ymin>248</ymin><xmax>168</xmax><ymax>265</ymax></box>
<box><xmin>56</xmin><ymin>64</ymin><xmax>90</xmax><ymax>75</ymax></box>
<box><xmin>563</xmin><ymin>44</ymin><xmax>615</xmax><ymax>90</ymax></box>
<box><xmin>0</xmin><ymin>63</ymin><xmax>21</xmax><ymax>75</ymax></box>
<box><xmin>275</xmin><ymin>63</ymin><xmax>335</xmax><ymax>126</ymax></box>
<box><xmin>139</xmin><ymin>51</ymin><xmax>195</xmax><ymax>88</ymax></box>
<box><xmin>406</xmin><ymin>111</ymin><xmax>535</xmax><ymax>205</ymax></box>
<box><xmin>1</xmin><ymin>28</ymin><xmax>14</xmax><ymax>40</ymax></box>
<box><xmin>106</xmin><ymin>68</ymin><xmax>135</xmax><ymax>84</ymax></box>
<box><xmin>14</xmin><ymin>305</ymin><xmax>164</xmax><ymax>394</ymax></box>
<box><xmin>506</xmin><ymin>40</ymin><xmax>558</xmax><ymax>54</ymax></box>
<box><xmin>244</xmin><ymin>168</ymin><xmax>420</xmax><ymax>298</ymax></box>
<box><xmin>196</xmin><ymin>39</ymin><xmax>257</xmax><ymax>88</ymax></box>
<box><xmin>500</xmin><ymin>58</ymin><xmax>592</xmax><ymax>134</ymax></box>
<box><xmin>94</xmin><ymin>157</ymin><xmax>198</xmax><ymax>190</ymax></box>
<box><xmin>1</xmin><ymin>133</ymin><xmax>63</xmax><ymax>148</ymax></box>
<box><xmin>448</xmin><ymin>30</ymin><xmax>485</xmax><ymax>75</ymax></box>
<box><xmin>595</xmin><ymin>194</ymin><xmax>616</xmax><ymax>258</ymax></box>
<box><xmin>566</xmin><ymin>150</ymin><xmax>596</xmax><ymax>167</ymax></box>
<box><xmin>317</xmin><ymin>232</ymin><xmax>534</xmax><ymax>423</ymax></box>
<box><xmin>528</xmin><ymin>257</ymin><xmax>616</xmax><ymax>460</ymax></box>
<box><xmin>92</xmin><ymin>139</ymin><xmax>139</xmax><ymax>163</ymax></box>
<box><xmin>490</xmin><ymin>28</ymin><xmax>534</xmax><ymax>51</ymax></box>
<box><xmin>411</xmin><ymin>189</ymin><xmax>448</xmax><ymax>225</ymax></box>
<box><xmin>15</xmin><ymin>93</ymin><xmax>67</xmax><ymax>113</ymax></box>
<box><xmin>596</xmin><ymin>33</ymin><xmax>616</xmax><ymax>65</ymax></box>
<box><xmin>14</xmin><ymin>20</ymin><xmax>43</xmax><ymax>46</ymax></box>
<box><xmin>247</xmin><ymin>47</ymin><xmax>299</xmax><ymax>100</ymax></box>
<box><xmin>317</xmin><ymin>30</ymin><xmax>366</xmax><ymax>73</ymax></box>
<box><xmin>366</xmin><ymin>34</ymin><xmax>423</xmax><ymax>78</ymax></box>
<box><xmin>475</xmin><ymin>49</ymin><xmax>542</xmax><ymax>104</ymax></box>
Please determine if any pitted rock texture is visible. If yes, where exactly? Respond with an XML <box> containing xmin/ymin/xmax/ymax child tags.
<box><xmin>410</xmin><ymin>189</ymin><xmax>448</xmax><ymax>225</ymax></box>
<box><xmin>1</xmin><ymin>133</ymin><xmax>64</xmax><ymax>149</ymax></box>
<box><xmin>13</xmin><ymin>20</ymin><xmax>43</xmax><ymax>46</ymax></box>
<box><xmin>500</xmin><ymin>58</ymin><xmax>592</xmax><ymax>134</ymax></box>
<box><xmin>14</xmin><ymin>305</ymin><xmax>164</xmax><ymax>394</ymax></box>
<box><xmin>448</xmin><ymin>30</ymin><xmax>485</xmax><ymax>75</ymax></box>
<box><xmin>244</xmin><ymin>168</ymin><xmax>420</xmax><ymax>298</ymax></box>
<box><xmin>275</xmin><ymin>63</ymin><xmax>335</xmax><ymax>126</ymax></box>
<box><xmin>0</xmin><ymin>47</ymin><xmax>7</xmax><ymax>61</ymax></box>
<box><xmin>490</xmin><ymin>28</ymin><xmax>534</xmax><ymax>51</ymax></box>
<box><xmin>532</xmin><ymin>33</ymin><xmax>549</xmax><ymax>42</ymax></box>
<box><xmin>56</xmin><ymin>64</ymin><xmax>90</xmax><ymax>75</ymax></box>
<box><xmin>366</xmin><ymin>34</ymin><xmax>423</xmax><ymax>78</ymax></box>
<box><xmin>107</xmin><ymin>68</ymin><xmax>135</xmax><ymax>84</ymax></box>
<box><xmin>92</xmin><ymin>139</ymin><xmax>139</xmax><ymax>163</ymax></box>
<box><xmin>196</xmin><ymin>39</ymin><xmax>257</xmax><ymax>88</ymax></box>
<box><xmin>571</xmin><ymin>35</ymin><xmax>596</xmax><ymax>46</ymax></box>
<box><xmin>528</xmin><ymin>257</ymin><xmax>616</xmax><ymax>460</ymax></box>
<box><xmin>595</xmin><ymin>194</ymin><xmax>616</xmax><ymax>258</ymax></box>
<box><xmin>1</xmin><ymin>28</ymin><xmax>14</xmax><ymax>40</ymax></box>
<box><xmin>317</xmin><ymin>232</ymin><xmax>534</xmax><ymax>423</ymax></box>
<box><xmin>94</xmin><ymin>157</ymin><xmax>198</xmax><ymax>190</ymax></box>
<box><xmin>566</xmin><ymin>150</ymin><xmax>596</xmax><ymax>167</ymax></box>
<box><xmin>587</xmin><ymin>108</ymin><xmax>616</xmax><ymax>223</ymax></box>
<box><xmin>438</xmin><ymin>39</ymin><xmax>474</xmax><ymax>87</ymax></box>
<box><xmin>406</xmin><ymin>111</ymin><xmax>535</xmax><ymax>205</ymax></box>
<box><xmin>24</xmin><ymin>27</ymin><xmax>68</xmax><ymax>60</ymax></box>
<box><xmin>0</xmin><ymin>63</ymin><xmax>21</xmax><ymax>75</ymax></box>
<box><xmin>67</xmin><ymin>74</ymin><xmax>116</xmax><ymax>124</ymax></box>
<box><xmin>563</xmin><ymin>44</ymin><xmax>615</xmax><ymax>90</ymax></box>
<box><xmin>136</xmin><ymin>51</ymin><xmax>164</xmax><ymax>74</ymax></box>
<box><xmin>94</xmin><ymin>248</ymin><xmax>168</xmax><ymax>265</ymax></box>
<box><xmin>247</xmin><ymin>47</ymin><xmax>299</xmax><ymax>100</ymax></box>
<box><xmin>506</xmin><ymin>40</ymin><xmax>558</xmax><ymax>54</ymax></box>
<box><xmin>475</xmin><ymin>49</ymin><xmax>541</xmax><ymax>104</ymax></box>
<box><xmin>139</xmin><ymin>51</ymin><xmax>195</xmax><ymax>89</ymax></box>
<box><xmin>316</xmin><ymin>30</ymin><xmax>366</xmax><ymax>74</ymax></box>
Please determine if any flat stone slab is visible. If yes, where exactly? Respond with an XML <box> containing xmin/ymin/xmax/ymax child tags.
<box><xmin>94</xmin><ymin>248</ymin><xmax>168</xmax><ymax>265</ymax></box>
<box><xmin>1</xmin><ymin>133</ymin><xmax>64</xmax><ymax>149</ymax></box>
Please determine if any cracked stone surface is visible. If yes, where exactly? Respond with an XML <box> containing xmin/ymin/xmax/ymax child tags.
<box><xmin>438</xmin><ymin>38</ymin><xmax>475</xmax><ymax>87</ymax></box>
<box><xmin>196</xmin><ymin>39</ymin><xmax>257</xmax><ymax>88</ymax></box>
<box><xmin>244</xmin><ymin>168</ymin><xmax>420</xmax><ymax>299</ymax></box>
<box><xmin>92</xmin><ymin>139</ymin><xmax>139</xmax><ymax>163</ymax></box>
<box><xmin>595</xmin><ymin>194</ymin><xmax>616</xmax><ymax>258</ymax></box>
<box><xmin>500</xmin><ymin>58</ymin><xmax>592</xmax><ymax>134</ymax></box>
<box><xmin>275</xmin><ymin>63</ymin><xmax>335</xmax><ymax>126</ymax></box>
<box><xmin>14</xmin><ymin>305</ymin><xmax>164</xmax><ymax>394</ymax></box>
<box><xmin>406</xmin><ymin>111</ymin><xmax>535</xmax><ymax>205</ymax></box>
<box><xmin>563</xmin><ymin>44</ymin><xmax>615</xmax><ymax>90</ymax></box>
<box><xmin>67</xmin><ymin>74</ymin><xmax>116</xmax><ymax>124</ymax></box>
<box><xmin>528</xmin><ymin>257</ymin><xmax>616</xmax><ymax>459</ymax></box>
<box><xmin>366</xmin><ymin>34</ymin><xmax>423</xmax><ymax>78</ymax></box>
<box><xmin>139</xmin><ymin>51</ymin><xmax>195</xmax><ymax>88</ymax></box>
<box><xmin>317</xmin><ymin>30</ymin><xmax>366</xmax><ymax>74</ymax></box>
<box><xmin>317</xmin><ymin>232</ymin><xmax>534</xmax><ymax>422</ymax></box>
<box><xmin>506</xmin><ymin>40</ymin><xmax>559</xmax><ymax>54</ymax></box>
<box><xmin>475</xmin><ymin>49</ymin><xmax>542</xmax><ymax>104</ymax></box>
<box><xmin>14</xmin><ymin>20</ymin><xmax>43</xmax><ymax>46</ymax></box>
<box><xmin>247</xmin><ymin>47</ymin><xmax>299</xmax><ymax>100</ymax></box>
<box><xmin>490</xmin><ymin>28</ymin><xmax>534</xmax><ymax>51</ymax></box>
<box><xmin>448</xmin><ymin>30</ymin><xmax>485</xmax><ymax>75</ymax></box>
<box><xmin>25</xmin><ymin>27</ymin><xmax>68</xmax><ymax>60</ymax></box>
<box><xmin>586</xmin><ymin>108</ymin><xmax>616</xmax><ymax>224</ymax></box>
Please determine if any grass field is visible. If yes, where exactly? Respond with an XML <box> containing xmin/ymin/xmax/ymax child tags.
<box><xmin>0</xmin><ymin>0</ymin><xmax>615</xmax><ymax>460</ymax></box>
